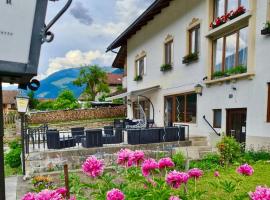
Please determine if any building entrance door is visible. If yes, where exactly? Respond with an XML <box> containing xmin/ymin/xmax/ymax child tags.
<box><xmin>226</xmin><ymin>108</ymin><xmax>247</xmax><ymax>144</ymax></box>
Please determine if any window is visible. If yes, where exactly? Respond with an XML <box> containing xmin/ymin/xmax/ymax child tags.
<box><xmin>213</xmin><ymin>109</ymin><xmax>222</xmax><ymax>128</ymax></box>
<box><xmin>135</xmin><ymin>56</ymin><xmax>146</xmax><ymax>77</ymax></box>
<box><xmin>189</xmin><ymin>25</ymin><xmax>200</xmax><ymax>54</ymax></box>
<box><xmin>214</xmin><ymin>0</ymin><xmax>249</xmax><ymax>18</ymax></box>
<box><xmin>213</xmin><ymin>26</ymin><xmax>248</xmax><ymax>74</ymax></box>
<box><xmin>164</xmin><ymin>40</ymin><xmax>173</xmax><ymax>65</ymax></box>
<box><xmin>267</xmin><ymin>83</ymin><xmax>270</xmax><ymax>122</ymax></box>
<box><xmin>165</xmin><ymin>93</ymin><xmax>197</xmax><ymax>124</ymax></box>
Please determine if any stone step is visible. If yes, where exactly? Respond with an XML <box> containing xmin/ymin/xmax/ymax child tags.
<box><xmin>191</xmin><ymin>140</ymin><xmax>208</xmax><ymax>146</ymax></box>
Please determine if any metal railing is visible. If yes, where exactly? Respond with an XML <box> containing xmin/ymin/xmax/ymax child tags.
<box><xmin>203</xmin><ymin>115</ymin><xmax>221</xmax><ymax>136</ymax></box>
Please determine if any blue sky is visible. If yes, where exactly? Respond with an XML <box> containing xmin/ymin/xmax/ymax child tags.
<box><xmin>38</xmin><ymin>0</ymin><xmax>154</xmax><ymax>78</ymax></box>
<box><xmin>3</xmin><ymin>0</ymin><xmax>154</xmax><ymax>88</ymax></box>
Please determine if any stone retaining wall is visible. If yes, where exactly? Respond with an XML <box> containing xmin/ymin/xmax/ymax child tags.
<box><xmin>26</xmin><ymin>141</ymin><xmax>191</xmax><ymax>175</ymax></box>
<box><xmin>28</xmin><ymin>106</ymin><xmax>126</xmax><ymax>124</ymax></box>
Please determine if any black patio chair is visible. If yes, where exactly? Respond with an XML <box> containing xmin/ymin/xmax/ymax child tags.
<box><xmin>127</xmin><ymin>129</ymin><xmax>141</xmax><ymax>145</ymax></box>
<box><xmin>46</xmin><ymin>130</ymin><xmax>76</xmax><ymax>149</ymax></box>
<box><xmin>104</xmin><ymin>126</ymin><xmax>114</xmax><ymax>136</ymax></box>
<box><xmin>140</xmin><ymin>128</ymin><xmax>160</xmax><ymax>144</ymax></box>
<box><xmin>102</xmin><ymin>128</ymin><xmax>123</xmax><ymax>144</ymax></box>
<box><xmin>81</xmin><ymin>129</ymin><xmax>103</xmax><ymax>148</ymax></box>
<box><xmin>160</xmin><ymin>127</ymin><xmax>180</xmax><ymax>142</ymax></box>
<box><xmin>71</xmin><ymin>127</ymin><xmax>85</xmax><ymax>143</ymax></box>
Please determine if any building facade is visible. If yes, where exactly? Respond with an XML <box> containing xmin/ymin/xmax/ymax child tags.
<box><xmin>107</xmin><ymin>0</ymin><xmax>270</xmax><ymax>148</ymax></box>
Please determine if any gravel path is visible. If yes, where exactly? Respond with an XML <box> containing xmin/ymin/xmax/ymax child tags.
<box><xmin>5</xmin><ymin>176</ymin><xmax>17</xmax><ymax>200</ymax></box>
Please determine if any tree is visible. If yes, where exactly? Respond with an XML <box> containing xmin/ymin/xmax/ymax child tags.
<box><xmin>53</xmin><ymin>90</ymin><xmax>80</xmax><ymax>110</ymax></box>
<box><xmin>27</xmin><ymin>91</ymin><xmax>39</xmax><ymax>110</ymax></box>
<box><xmin>73</xmin><ymin>65</ymin><xmax>110</xmax><ymax>101</ymax></box>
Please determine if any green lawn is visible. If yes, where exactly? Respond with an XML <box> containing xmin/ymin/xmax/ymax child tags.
<box><xmin>5</xmin><ymin>164</ymin><xmax>22</xmax><ymax>177</ymax></box>
<box><xmin>187</xmin><ymin>162</ymin><xmax>270</xmax><ymax>200</ymax></box>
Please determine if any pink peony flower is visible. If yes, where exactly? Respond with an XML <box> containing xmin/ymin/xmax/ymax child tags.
<box><xmin>141</xmin><ymin>158</ymin><xmax>159</xmax><ymax>177</ymax></box>
<box><xmin>35</xmin><ymin>189</ymin><xmax>63</xmax><ymax>200</ymax></box>
<box><xmin>249</xmin><ymin>186</ymin><xmax>270</xmax><ymax>200</ymax></box>
<box><xmin>69</xmin><ymin>196</ymin><xmax>76</xmax><ymax>200</ymax></box>
<box><xmin>169</xmin><ymin>196</ymin><xmax>181</xmax><ymax>200</ymax></box>
<box><xmin>82</xmin><ymin>156</ymin><xmax>104</xmax><ymax>178</ymax></box>
<box><xmin>166</xmin><ymin>170</ymin><xmax>189</xmax><ymax>189</ymax></box>
<box><xmin>188</xmin><ymin>168</ymin><xmax>203</xmax><ymax>179</ymax></box>
<box><xmin>214</xmin><ymin>171</ymin><xmax>220</xmax><ymax>177</ymax></box>
<box><xmin>21</xmin><ymin>192</ymin><xmax>36</xmax><ymax>200</ymax></box>
<box><xmin>129</xmin><ymin>150</ymin><xmax>145</xmax><ymax>166</ymax></box>
<box><xmin>106</xmin><ymin>188</ymin><xmax>125</xmax><ymax>200</ymax></box>
<box><xmin>158</xmin><ymin>157</ymin><xmax>175</xmax><ymax>169</ymax></box>
<box><xmin>117</xmin><ymin>148</ymin><xmax>133</xmax><ymax>167</ymax></box>
<box><xmin>237</xmin><ymin>164</ymin><xmax>254</xmax><ymax>176</ymax></box>
<box><xmin>55</xmin><ymin>187</ymin><xmax>67</xmax><ymax>197</ymax></box>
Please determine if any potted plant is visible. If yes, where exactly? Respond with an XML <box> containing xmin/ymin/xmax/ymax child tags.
<box><xmin>227</xmin><ymin>65</ymin><xmax>247</xmax><ymax>75</ymax></box>
<box><xmin>182</xmin><ymin>52</ymin><xmax>199</xmax><ymax>64</ymax></box>
<box><xmin>212</xmin><ymin>71</ymin><xmax>226</xmax><ymax>79</ymax></box>
<box><xmin>210</xmin><ymin>15</ymin><xmax>227</xmax><ymax>29</ymax></box>
<box><xmin>160</xmin><ymin>63</ymin><xmax>172</xmax><ymax>72</ymax></box>
<box><xmin>134</xmin><ymin>75</ymin><xmax>142</xmax><ymax>81</ymax></box>
<box><xmin>228</xmin><ymin>6</ymin><xmax>246</xmax><ymax>20</ymax></box>
<box><xmin>261</xmin><ymin>21</ymin><xmax>270</xmax><ymax>35</ymax></box>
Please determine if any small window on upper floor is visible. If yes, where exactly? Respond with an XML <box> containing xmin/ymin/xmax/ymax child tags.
<box><xmin>189</xmin><ymin>25</ymin><xmax>200</xmax><ymax>54</ymax></box>
<box><xmin>164</xmin><ymin>35</ymin><xmax>173</xmax><ymax>66</ymax></box>
<box><xmin>213</xmin><ymin>109</ymin><xmax>222</xmax><ymax>128</ymax></box>
<box><xmin>134</xmin><ymin>51</ymin><xmax>147</xmax><ymax>81</ymax></box>
<box><xmin>214</xmin><ymin>0</ymin><xmax>249</xmax><ymax>19</ymax></box>
<box><xmin>164</xmin><ymin>40</ymin><xmax>173</xmax><ymax>65</ymax></box>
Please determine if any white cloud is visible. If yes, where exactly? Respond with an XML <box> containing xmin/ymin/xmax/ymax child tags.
<box><xmin>43</xmin><ymin>50</ymin><xmax>114</xmax><ymax>77</ymax></box>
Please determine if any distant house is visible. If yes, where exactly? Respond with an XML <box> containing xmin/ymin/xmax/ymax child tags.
<box><xmin>3</xmin><ymin>90</ymin><xmax>18</xmax><ymax>113</ymax></box>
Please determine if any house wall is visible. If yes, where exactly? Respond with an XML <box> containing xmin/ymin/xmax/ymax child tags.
<box><xmin>125</xmin><ymin>0</ymin><xmax>270</xmax><ymax>148</ymax></box>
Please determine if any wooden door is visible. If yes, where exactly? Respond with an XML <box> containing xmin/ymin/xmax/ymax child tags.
<box><xmin>226</xmin><ymin>108</ymin><xmax>247</xmax><ymax>143</ymax></box>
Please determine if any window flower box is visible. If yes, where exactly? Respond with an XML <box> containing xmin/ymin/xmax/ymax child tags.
<box><xmin>160</xmin><ymin>63</ymin><xmax>172</xmax><ymax>72</ymax></box>
<box><xmin>182</xmin><ymin>53</ymin><xmax>199</xmax><ymax>64</ymax></box>
<box><xmin>228</xmin><ymin>6</ymin><xmax>246</xmax><ymax>20</ymax></box>
<box><xmin>134</xmin><ymin>75</ymin><xmax>142</xmax><ymax>81</ymax></box>
<box><xmin>210</xmin><ymin>6</ymin><xmax>246</xmax><ymax>29</ymax></box>
<box><xmin>261</xmin><ymin>22</ymin><xmax>270</xmax><ymax>35</ymax></box>
<box><xmin>212</xmin><ymin>65</ymin><xmax>247</xmax><ymax>79</ymax></box>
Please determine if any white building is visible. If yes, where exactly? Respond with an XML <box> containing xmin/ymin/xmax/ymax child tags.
<box><xmin>107</xmin><ymin>0</ymin><xmax>270</xmax><ymax>148</ymax></box>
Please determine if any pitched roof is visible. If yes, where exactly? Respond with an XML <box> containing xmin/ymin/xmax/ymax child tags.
<box><xmin>2</xmin><ymin>90</ymin><xmax>18</xmax><ymax>104</ymax></box>
<box><xmin>107</xmin><ymin>0</ymin><xmax>172</xmax><ymax>52</ymax></box>
<box><xmin>107</xmin><ymin>73</ymin><xmax>123</xmax><ymax>85</ymax></box>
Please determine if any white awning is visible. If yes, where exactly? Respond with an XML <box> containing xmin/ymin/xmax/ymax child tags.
<box><xmin>106</xmin><ymin>85</ymin><xmax>160</xmax><ymax>101</ymax></box>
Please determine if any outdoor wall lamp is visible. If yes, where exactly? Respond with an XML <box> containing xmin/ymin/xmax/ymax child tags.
<box><xmin>195</xmin><ymin>84</ymin><xmax>203</xmax><ymax>96</ymax></box>
<box><xmin>16</xmin><ymin>92</ymin><xmax>30</xmax><ymax>176</ymax></box>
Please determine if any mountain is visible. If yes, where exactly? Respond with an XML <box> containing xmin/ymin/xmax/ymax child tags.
<box><xmin>35</xmin><ymin>67</ymin><xmax>123</xmax><ymax>99</ymax></box>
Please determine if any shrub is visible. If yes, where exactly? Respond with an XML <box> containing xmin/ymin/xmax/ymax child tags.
<box><xmin>242</xmin><ymin>151</ymin><xmax>270</xmax><ymax>163</ymax></box>
<box><xmin>5</xmin><ymin>148</ymin><xmax>21</xmax><ymax>168</ymax></box>
<box><xmin>217</xmin><ymin>136</ymin><xmax>241</xmax><ymax>165</ymax></box>
<box><xmin>8</xmin><ymin>139</ymin><xmax>21</xmax><ymax>149</ymax></box>
<box><xmin>36</xmin><ymin>101</ymin><xmax>55</xmax><ymax>111</ymax></box>
<box><xmin>172</xmin><ymin>151</ymin><xmax>185</xmax><ymax>170</ymax></box>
